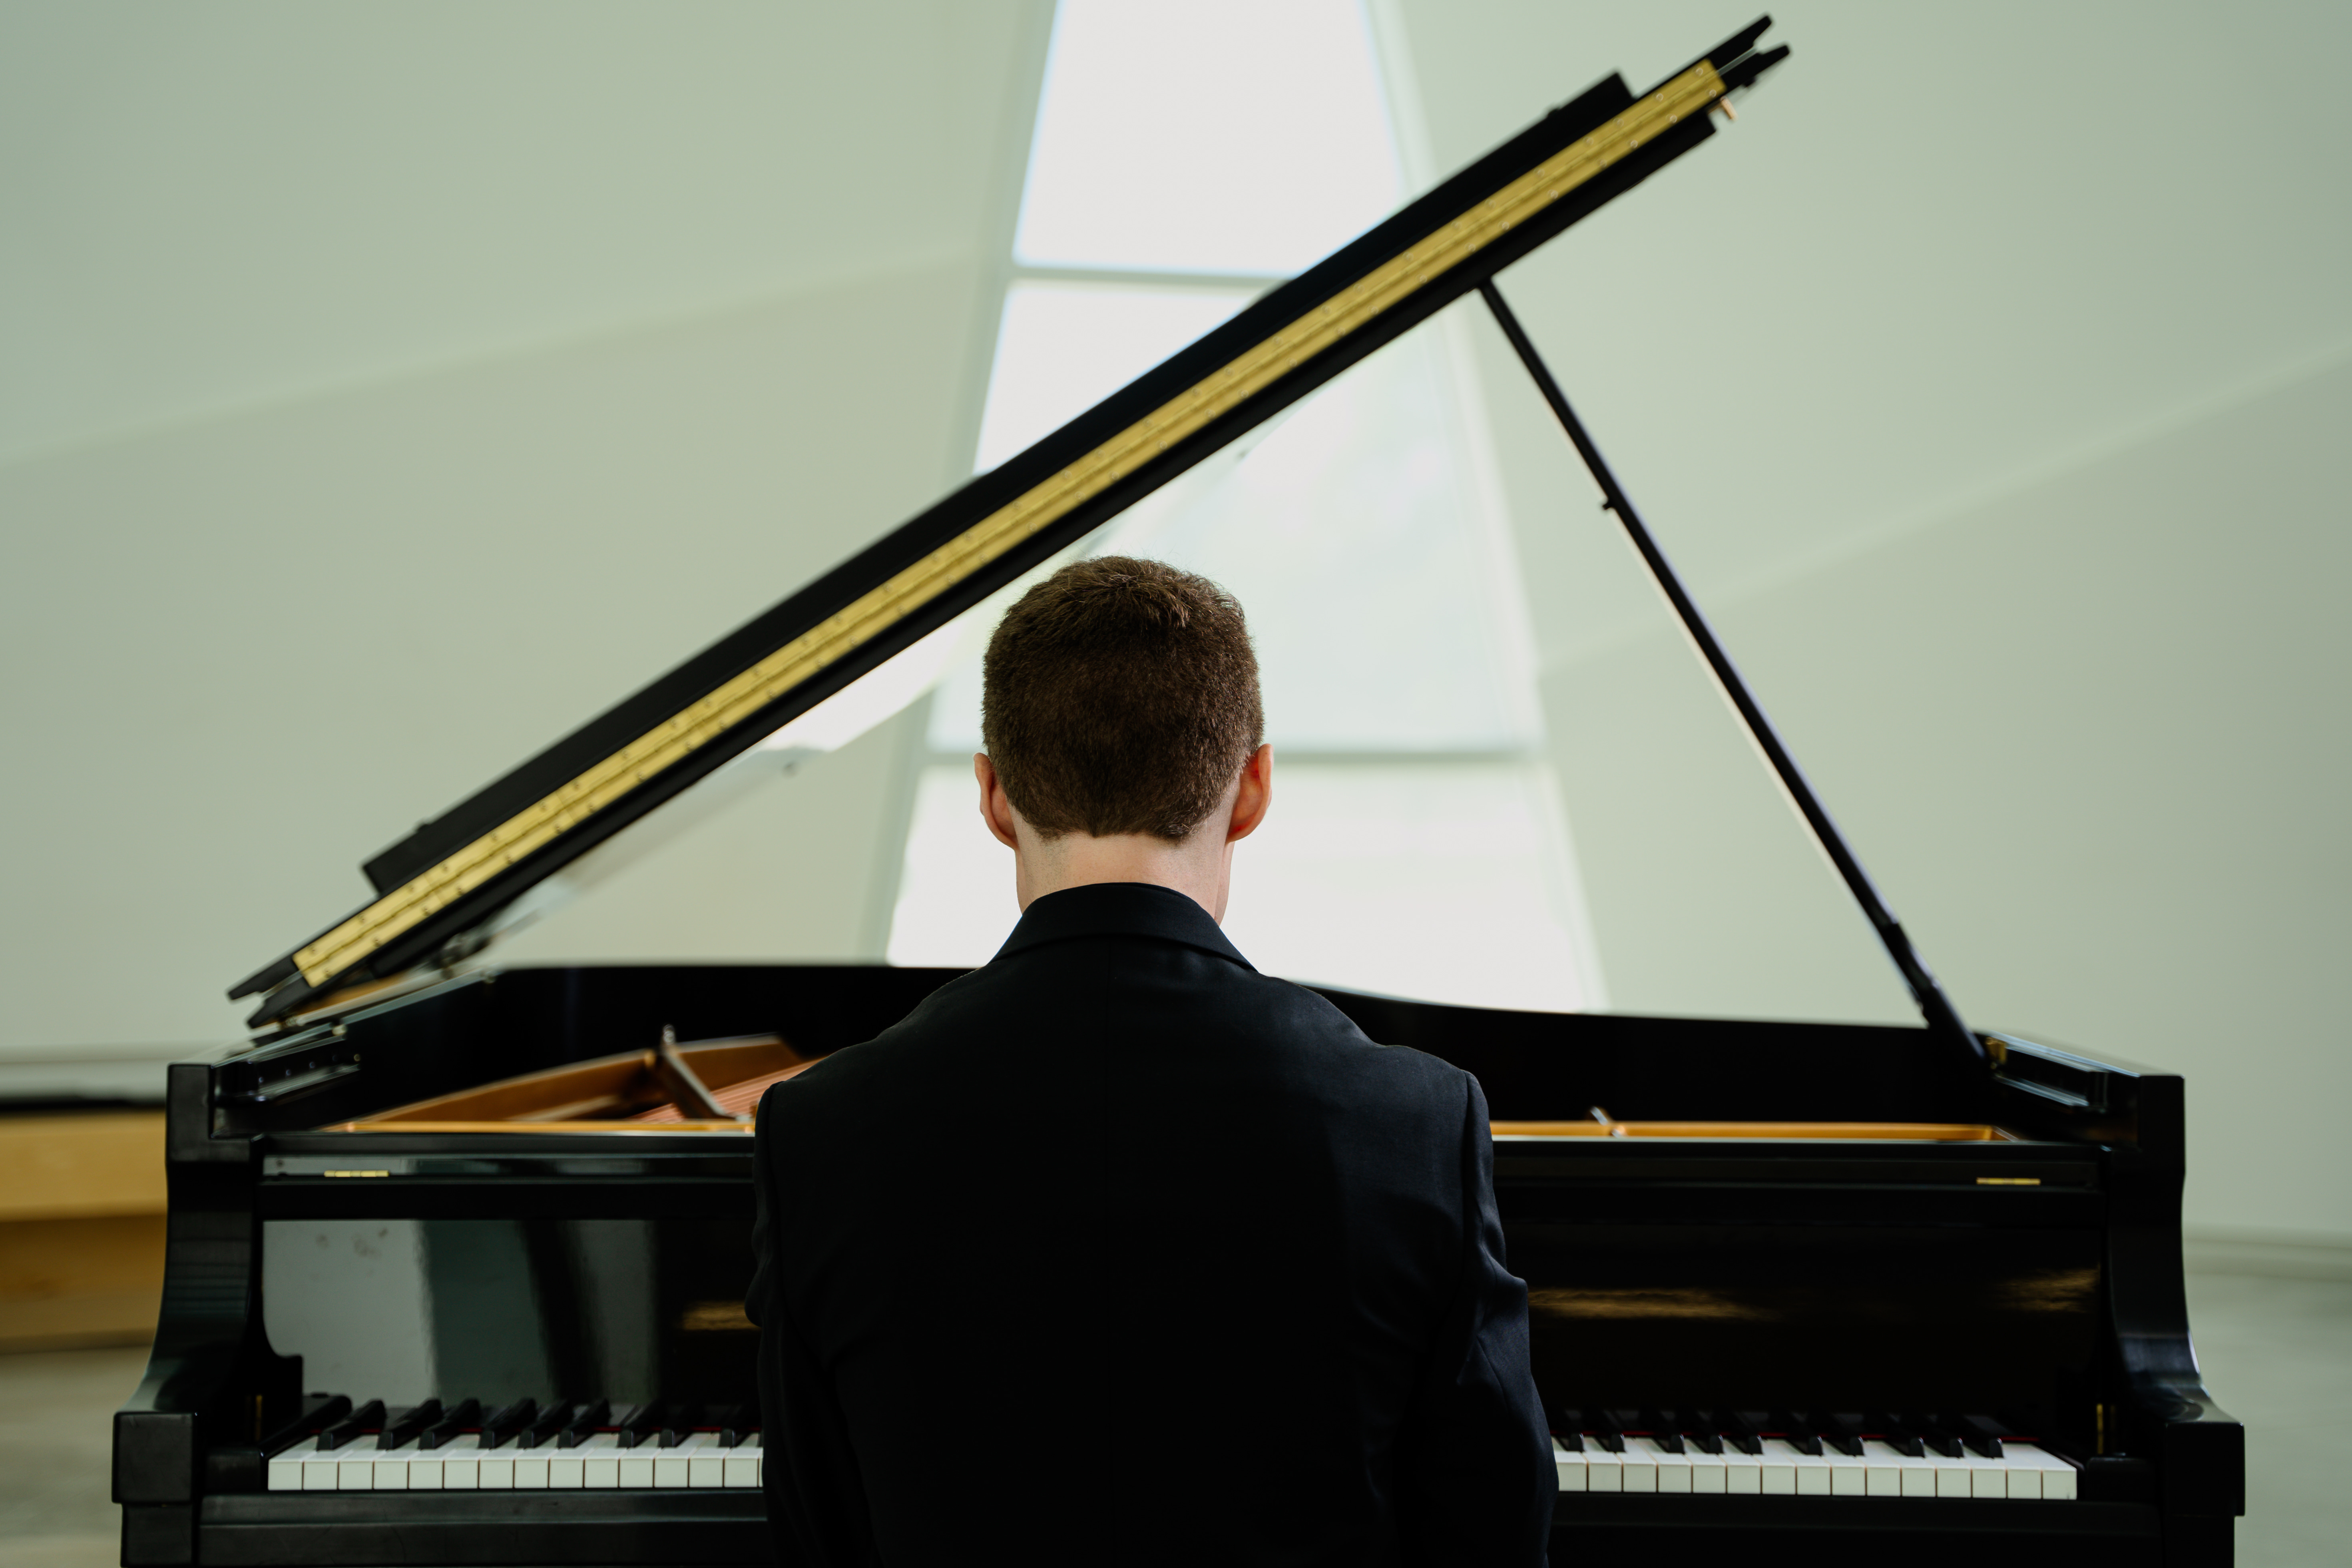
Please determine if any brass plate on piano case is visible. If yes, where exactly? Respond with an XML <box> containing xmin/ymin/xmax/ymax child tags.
<box><xmin>289</xmin><ymin>61</ymin><xmax>1732</xmax><ymax>991</ymax></box>
<box><xmin>1490</xmin><ymin>1121</ymin><xmax>2010</xmax><ymax>1141</ymax></box>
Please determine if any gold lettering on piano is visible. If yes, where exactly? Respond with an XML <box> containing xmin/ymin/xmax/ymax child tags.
<box><xmin>319</xmin><ymin>1169</ymin><xmax>390</xmax><ymax>1178</ymax></box>
<box><xmin>678</xmin><ymin>1300</ymin><xmax>755</xmax><ymax>1332</ymax></box>
<box><xmin>1529</xmin><ymin>1287</ymin><xmax>1778</xmax><ymax>1321</ymax></box>
<box><xmin>291</xmin><ymin>62</ymin><xmax>1731</xmax><ymax>989</ymax></box>
<box><xmin>1989</xmin><ymin>1267</ymin><xmax>2098</xmax><ymax>1314</ymax></box>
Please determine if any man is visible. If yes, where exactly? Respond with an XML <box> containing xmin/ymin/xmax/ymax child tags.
<box><xmin>748</xmin><ymin>557</ymin><xmax>1552</xmax><ymax>1566</ymax></box>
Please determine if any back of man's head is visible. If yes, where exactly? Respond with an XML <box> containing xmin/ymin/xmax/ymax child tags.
<box><xmin>982</xmin><ymin>557</ymin><xmax>1263</xmax><ymax>843</ymax></box>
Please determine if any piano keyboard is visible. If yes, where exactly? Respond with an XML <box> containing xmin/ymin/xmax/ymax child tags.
<box><xmin>1552</xmin><ymin>1411</ymin><xmax>2078</xmax><ymax>1500</ymax></box>
<box><xmin>265</xmin><ymin>1400</ymin><xmax>761</xmax><ymax>1492</ymax></box>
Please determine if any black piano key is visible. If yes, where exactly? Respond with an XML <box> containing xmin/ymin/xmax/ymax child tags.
<box><xmin>1866</xmin><ymin>1412</ymin><xmax>1925</xmax><ymax>1458</ymax></box>
<box><xmin>1947</xmin><ymin>1420</ymin><xmax>2004</xmax><ymax>1467</ymax></box>
<box><xmin>1820</xmin><ymin>1412</ymin><xmax>1867</xmax><ymax>1457</ymax></box>
<box><xmin>714</xmin><ymin>1402</ymin><xmax>754</xmax><ymax>1449</ymax></box>
<box><xmin>1586</xmin><ymin>1409</ymin><xmax>1625</xmax><ymax>1454</ymax></box>
<box><xmin>558</xmin><ymin>1400</ymin><xmax>612</xmax><ymax>1449</ymax></box>
<box><xmin>1904</xmin><ymin>1411</ymin><xmax>1964</xmax><ymax>1459</ymax></box>
<box><xmin>1950</xmin><ymin>1413</ymin><xmax>2007</xmax><ymax>1459</ymax></box>
<box><xmin>519</xmin><ymin>1403</ymin><xmax>574</xmax><ymax>1450</ymax></box>
<box><xmin>315</xmin><ymin>1399</ymin><xmax>386</xmax><ymax>1452</ymax></box>
<box><xmin>260</xmin><ymin>1395</ymin><xmax>352</xmax><ymax>1456</ymax></box>
<box><xmin>418</xmin><ymin>1399</ymin><xmax>481</xmax><ymax>1451</ymax></box>
<box><xmin>1666</xmin><ymin>1409</ymin><xmax>1723</xmax><ymax>1456</ymax></box>
<box><xmin>377</xmin><ymin>1400</ymin><xmax>444</xmax><ymax>1451</ymax></box>
<box><xmin>1711</xmin><ymin>1410</ymin><xmax>1763</xmax><ymax>1456</ymax></box>
<box><xmin>1552</xmin><ymin>1428</ymin><xmax>1584</xmax><ymax>1453</ymax></box>
<box><xmin>1635</xmin><ymin>1409</ymin><xmax>1685</xmax><ymax>1454</ymax></box>
<box><xmin>617</xmin><ymin>1402</ymin><xmax>665</xmax><ymax>1450</ymax></box>
<box><xmin>1768</xmin><ymin>1408</ymin><xmax>1823</xmax><ymax>1456</ymax></box>
<box><xmin>660</xmin><ymin>1404</ymin><xmax>701</xmax><ymax>1449</ymax></box>
<box><xmin>478</xmin><ymin>1399</ymin><xmax>538</xmax><ymax>1450</ymax></box>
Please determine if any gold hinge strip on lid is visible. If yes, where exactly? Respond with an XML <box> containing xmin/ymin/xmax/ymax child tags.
<box><xmin>293</xmin><ymin>62</ymin><xmax>1730</xmax><ymax>988</ymax></box>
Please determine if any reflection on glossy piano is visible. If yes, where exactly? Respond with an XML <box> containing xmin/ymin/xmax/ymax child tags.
<box><xmin>113</xmin><ymin>20</ymin><xmax>2244</xmax><ymax>1566</ymax></box>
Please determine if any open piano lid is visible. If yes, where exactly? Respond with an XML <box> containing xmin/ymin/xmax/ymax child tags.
<box><xmin>231</xmin><ymin>20</ymin><xmax>1792</xmax><ymax>1030</ymax></box>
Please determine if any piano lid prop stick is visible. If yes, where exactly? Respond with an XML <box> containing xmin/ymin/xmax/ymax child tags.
<box><xmin>1474</xmin><ymin>277</ymin><xmax>1988</xmax><ymax>1084</ymax></box>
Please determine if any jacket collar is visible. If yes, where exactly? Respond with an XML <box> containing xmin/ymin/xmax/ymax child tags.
<box><xmin>992</xmin><ymin>882</ymin><xmax>1256</xmax><ymax>972</ymax></box>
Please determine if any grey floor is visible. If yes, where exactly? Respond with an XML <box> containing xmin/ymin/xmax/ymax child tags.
<box><xmin>3</xmin><ymin>1275</ymin><xmax>2344</xmax><ymax>1566</ymax></box>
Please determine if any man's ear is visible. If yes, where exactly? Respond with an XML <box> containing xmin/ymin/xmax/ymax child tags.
<box><xmin>974</xmin><ymin>753</ymin><xmax>1022</xmax><ymax>850</ymax></box>
<box><xmin>1226</xmin><ymin>744</ymin><xmax>1273</xmax><ymax>844</ymax></box>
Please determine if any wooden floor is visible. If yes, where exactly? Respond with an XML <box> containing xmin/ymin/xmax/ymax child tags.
<box><xmin>0</xmin><ymin>1341</ymin><xmax>147</xmax><ymax>1568</ymax></box>
<box><xmin>4</xmin><ymin>1276</ymin><xmax>2345</xmax><ymax>1567</ymax></box>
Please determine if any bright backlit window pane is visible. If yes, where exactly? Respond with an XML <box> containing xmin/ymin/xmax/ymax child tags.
<box><xmin>888</xmin><ymin>0</ymin><xmax>1607</xmax><ymax>1011</ymax></box>
<box><xmin>935</xmin><ymin>329</ymin><xmax>1540</xmax><ymax>754</ymax></box>
<box><xmin>1016</xmin><ymin>0</ymin><xmax>1401</xmax><ymax>275</ymax></box>
<box><xmin>887</xmin><ymin>761</ymin><xmax>1598</xmax><ymax>1014</ymax></box>
<box><xmin>974</xmin><ymin>283</ymin><xmax>1251</xmax><ymax>471</ymax></box>
<box><xmin>1219</xmin><ymin>763</ymin><xmax>1598</xmax><ymax>1012</ymax></box>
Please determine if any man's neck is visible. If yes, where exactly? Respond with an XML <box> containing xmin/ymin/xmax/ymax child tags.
<box><xmin>1015</xmin><ymin>830</ymin><xmax>1233</xmax><ymax>923</ymax></box>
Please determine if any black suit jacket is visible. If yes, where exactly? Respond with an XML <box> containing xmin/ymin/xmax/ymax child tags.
<box><xmin>748</xmin><ymin>882</ymin><xmax>1551</xmax><ymax>1566</ymax></box>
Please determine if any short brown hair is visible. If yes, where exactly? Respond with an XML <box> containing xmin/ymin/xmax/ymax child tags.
<box><xmin>981</xmin><ymin>557</ymin><xmax>1263</xmax><ymax>842</ymax></box>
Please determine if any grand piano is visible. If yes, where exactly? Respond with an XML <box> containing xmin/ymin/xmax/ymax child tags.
<box><xmin>113</xmin><ymin>20</ymin><xmax>2243</xmax><ymax>1565</ymax></box>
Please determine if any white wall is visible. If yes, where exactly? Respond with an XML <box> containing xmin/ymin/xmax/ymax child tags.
<box><xmin>0</xmin><ymin>3</ymin><xmax>1052</xmax><ymax>1050</ymax></box>
<box><xmin>1392</xmin><ymin>0</ymin><xmax>2352</xmax><ymax>1237</ymax></box>
<box><xmin>4</xmin><ymin>2</ymin><xmax>2342</xmax><ymax>1245</ymax></box>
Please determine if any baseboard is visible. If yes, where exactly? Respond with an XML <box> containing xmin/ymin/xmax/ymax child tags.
<box><xmin>2184</xmin><ymin>1226</ymin><xmax>2352</xmax><ymax>1281</ymax></box>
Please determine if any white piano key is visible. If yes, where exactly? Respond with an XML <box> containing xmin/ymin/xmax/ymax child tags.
<box><xmin>723</xmin><ymin>1442</ymin><xmax>762</xmax><ymax>1490</ymax></box>
<box><xmin>617</xmin><ymin>1448</ymin><xmax>656</xmax><ymax>1489</ymax></box>
<box><xmin>579</xmin><ymin>1435</ymin><xmax>625</xmax><ymax>1490</ymax></box>
<box><xmin>1653</xmin><ymin>1442</ymin><xmax>1693</xmax><ymax>1494</ymax></box>
<box><xmin>1780</xmin><ymin>1440</ymin><xmax>1834</xmax><ymax>1496</ymax></box>
<box><xmin>1583</xmin><ymin>1444</ymin><xmax>1623</xmax><ymax>1493</ymax></box>
<box><xmin>1970</xmin><ymin>1454</ymin><xmax>2009</xmax><ymax>1498</ymax></box>
<box><xmin>1722</xmin><ymin>1445</ymin><xmax>1764</xmax><ymax>1496</ymax></box>
<box><xmin>1899</xmin><ymin>1451</ymin><xmax>1938</xmax><ymax>1499</ymax></box>
<box><xmin>689</xmin><ymin>1446</ymin><xmax>730</xmax><ymax>1489</ymax></box>
<box><xmin>2009</xmin><ymin>1443</ymin><xmax>2077</xmax><ymax>1501</ymax></box>
<box><xmin>1823</xmin><ymin>1446</ymin><xmax>1868</xmax><ymax>1496</ymax></box>
<box><xmin>477</xmin><ymin>1448</ymin><xmax>516</xmax><ymax>1489</ymax></box>
<box><xmin>1619</xmin><ymin>1437</ymin><xmax>1661</xmax><ymax>1494</ymax></box>
<box><xmin>301</xmin><ymin>1444</ymin><xmax>345</xmax><ymax>1491</ymax></box>
<box><xmin>512</xmin><ymin>1451</ymin><xmax>550</xmax><ymax>1489</ymax></box>
<box><xmin>440</xmin><ymin>1455</ymin><xmax>480</xmax><ymax>1490</ymax></box>
<box><xmin>337</xmin><ymin>1456</ymin><xmax>375</xmax><ymax>1490</ymax></box>
<box><xmin>407</xmin><ymin>1452</ymin><xmax>445</xmax><ymax>1490</ymax></box>
<box><xmin>267</xmin><ymin>1438</ymin><xmax>316</xmax><ymax>1492</ymax></box>
<box><xmin>1551</xmin><ymin>1438</ymin><xmax>1586</xmax><ymax>1492</ymax></box>
<box><xmin>655</xmin><ymin>1433</ymin><xmax>713</xmax><ymax>1488</ymax></box>
<box><xmin>553</xmin><ymin>1434</ymin><xmax>616</xmax><ymax>1489</ymax></box>
<box><xmin>1687</xmin><ymin>1447</ymin><xmax>1727</xmax><ymax>1494</ymax></box>
<box><xmin>1860</xmin><ymin>1439</ymin><xmax>1913</xmax><ymax>1498</ymax></box>
<box><xmin>370</xmin><ymin>1456</ymin><xmax>410</xmax><ymax>1490</ymax></box>
<box><xmin>1758</xmin><ymin>1438</ymin><xmax>1801</xmax><ymax>1496</ymax></box>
